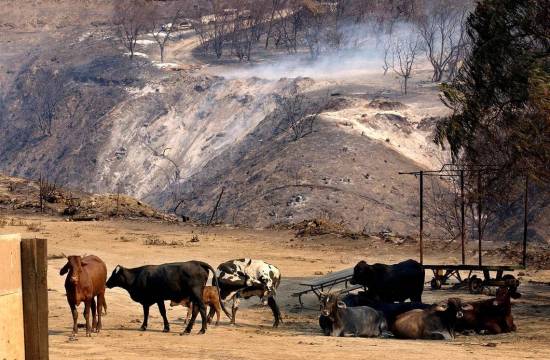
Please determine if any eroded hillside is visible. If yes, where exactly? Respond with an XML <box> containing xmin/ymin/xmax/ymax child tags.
<box><xmin>0</xmin><ymin>0</ymin><xmax>484</xmax><ymax>235</ymax></box>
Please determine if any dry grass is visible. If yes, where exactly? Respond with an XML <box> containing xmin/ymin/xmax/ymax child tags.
<box><xmin>26</xmin><ymin>222</ymin><xmax>44</xmax><ymax>232</ymax></box>
<box><xmin>0</xmin><ymin>216</ymin><xmax>38</xmax><ymax>228</ymax></box>
<box><xmin>143</xmin><ymin>234</ymin><xmax>186</xmax><ymax>246</ymax></box>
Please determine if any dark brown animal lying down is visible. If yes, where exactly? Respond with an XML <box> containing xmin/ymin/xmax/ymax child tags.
<box><xmin>60</xmin><ymin>255</ymin><xmax>107</xmax><ymax>337</ymax></box>
<box><xmin>456</xmin><ymin>287</ymin><xmax>517</xmax><ymax>334</ymax></box>
<box><xmin>170</xmin><ymin>286</ymin><xmax>227</xmax><ymax>325</ymax></box>
<box><xmin>392</xmin><ymin>298</ymin><xmax>472</xmax><ymax>340</ymax></box>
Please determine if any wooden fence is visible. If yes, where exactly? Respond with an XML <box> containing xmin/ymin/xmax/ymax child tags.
<box><xmin>0</xmin><ymin>234</ymin><xmax>48</xmax><ymax>360</ymax></box>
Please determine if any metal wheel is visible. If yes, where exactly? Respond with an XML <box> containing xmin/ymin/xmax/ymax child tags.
<box><xmin>430</xmin><ymin>278</ymin><xmax>442</xmax><ymax>290</ymax></box>
<box><xmin>469</xmin><ymin>275</ymin><xmax>483</xmax><ymax>294</ymax></box>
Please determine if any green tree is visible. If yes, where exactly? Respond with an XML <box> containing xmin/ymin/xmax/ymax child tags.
<box><xmin>435</xmin><ymin>0</ymin><xmax>549</xmax><ymax>183</ymax></box>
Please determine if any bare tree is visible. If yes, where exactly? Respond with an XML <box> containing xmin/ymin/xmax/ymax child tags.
<box><xmin>148</xmin><ymin>0</ymin><xmax>188</xmax><ymax>63</ymax></box>
<box><xmin>415</xmin><ymin>1</ymin><xmax>469</xmax><ymax>82</ymax></box>
<box><xmin>112</xmin><ymin>0</ymin><xmax>150</xmax><ymax>59</ymax></box>
<box><xmin>228</xmin><ymin>1</ymin><xmax>268</xmax><ymax>61</ymax></box>
<box><xmin>191</xmin><ymin>0</ymin><xmax>234</xmax><ymax>59</ymax></box>
<box><xmin>264</xmin><ymin>0</ymin><xmax>282</xmax><ymax>48</ymax></box>
<box><xmin>272</xmin><ymin>85</ymin><xmax>327</xmax><ymax>141</ymax></box>
<box><xmin>272</xmin><ymin>0</ymin><xmax>302</xmax><ymax>53</ymax></box>
<box><xmin>382</xmin><ymin>39</ymin><xmax>391</xmax><ymax>75</ymax></box>
<box><xmin>446</xmin><ymin>7</ymin><xmax>470</xmax><ymax>80</ymax></box>
<box><xmin>142</xmin><ymin>141</ymin><xmax>181</xmax><ymax>183</ymax></box>
<box><xmin>25</xmin><ymin>68</ymin><xmax>65</xmax><ymax>136</ymax></box>
<box><xmin>301</xmin><ymin>1</ymin><xmax>327</xmax><ymax>59</ymax></box>
<box><xmin>390</xmin><ymin>33</ymin><xmax>422</xmax><ymax>95</ymax></box>
<box><xmin>38</xmin><ymin>174</ymin><xmax>58</xmax><ymax>212</ymax></box>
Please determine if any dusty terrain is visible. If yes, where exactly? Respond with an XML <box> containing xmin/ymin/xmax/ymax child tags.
<box><xmin>2</xmin><ymin>215</ymin><xmax>549</xmax><ymax>360</ymax></box>
<box><xmin>0</xmin><ymin>0</ymin><xmax>452</xmax><ymax>235</ymax></box>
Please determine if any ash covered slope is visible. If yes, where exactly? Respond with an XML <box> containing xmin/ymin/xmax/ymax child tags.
<box><xmin>0</xmin><ymin>36</ymin><xmax>294</xmax><ymax>204</ymax></box>
<box><xmin>159</xmin><ymin>78</ymin><xmax>447</xmax><ymax>233</ymax></box>
<box><xmin>0</xmin><ymin>3</ymin><xmax>449</xmax><ymax>234</ymax></box>
<box><xmin>168</xmin><ymin>111</ymin><xmax>425</xmax><ymax>233</ymax></box>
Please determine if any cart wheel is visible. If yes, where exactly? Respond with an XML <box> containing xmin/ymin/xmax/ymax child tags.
<box><xmin>430</xmin><ymin>278</ymin><xmax>442</xmax><ymax>290</ymax></box>
<box><xmin>469</xmin><ymin>276</ymin><xmax>483</xmax><ymax>294</ymax></box>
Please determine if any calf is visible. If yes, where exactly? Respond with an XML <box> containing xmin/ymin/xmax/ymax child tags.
<box><xmin>457</xmin><ymin>287</ymin><xmax>516</xmax><ymax>334</ymax></box>
<box><xmin>60</xmin><ymin>255</ymin><xmax>107</xmax><ymax>337</ymax></box>
<box><xmin>215</xmin><ymin>259</ymin><xmax>282</xmax><ymax>327</ymax></box>
<box><xmin>106</xmin><ymin>261</ymin><xmax>231</xmax><ymax>335</ymax></box>
<box><xmin>319</xmin><ymin>292</ymin><xmax>387</xmax><ymax>337</ymax></box>
<box><xmin>170</xmin><ymin>286</ymin><xmax>226</xmax><ymax>326</ymax></box>
<box><xmin>392</xmin><ymin>298</ymin><xmax>472</xmax><ymax>340</ymax></box>
<box><xmin>350</xmin><ymin>259</ymin><xmax>424</xmax><ymax>302</ymax></box>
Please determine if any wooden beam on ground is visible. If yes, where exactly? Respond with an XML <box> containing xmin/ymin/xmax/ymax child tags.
<box><xmin>20</xmin><ymin>237</ymin><xmax>49</xmax><ymax>360</ymax></box>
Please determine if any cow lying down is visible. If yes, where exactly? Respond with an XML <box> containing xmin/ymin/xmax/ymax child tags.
<box><xmin>392</xmin><ymin>298</ymin><xmax>472</xmax><ymax>340</ymax></box>
<box><xmin>457</xmin><ymin>287</ymin><xmax>516</xmax><ymax>334</ymax></box>
<box><xmin>319</xmin><ymin>291</ymin><xmax>429</xmax><ymax>336</ymax></box>
<box><xmin>320</xmin><ymin>293</ymin><xmax>388</xmax><ymax>337</ymax></box>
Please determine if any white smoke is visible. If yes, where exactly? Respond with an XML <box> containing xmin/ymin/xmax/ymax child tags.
<box><xmin>220</xmin><ymin>22</ymin><xmax>419</xmax><ymax>80</ymax></box>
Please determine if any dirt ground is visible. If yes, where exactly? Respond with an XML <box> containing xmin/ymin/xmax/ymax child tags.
<box><xmin>2</xmin><ymin>215</ymin><xmax>550</xmax><ymax>360</ymax></box>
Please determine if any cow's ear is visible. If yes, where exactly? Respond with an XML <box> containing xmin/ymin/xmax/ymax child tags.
<box><xmin>462</xmin><ymin>304</ymin><xmax>474</xmax><ymax>311</ymax></box>
<box><xmin>434</xmin><ymin>302</ymin><xmax>447</xmax><ymax>312</ymax></box>
<box><xmin>60</xmin><ymin>262</ymin><xmax>69</xmax><ymax>275</ymax></box>
<box><xmin>492</xmin><ymin>300</ymin><xmax>499</xmax><ymax>306</ymax></box>
<box><xmin>337</xmin><ymin>301</ymin><xmax>347</xmax><ymax>309</ymax></box>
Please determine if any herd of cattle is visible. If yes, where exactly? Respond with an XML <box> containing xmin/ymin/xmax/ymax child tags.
<box><xmin>59</xmin><ymin>255</ymin><xmax>517</xmax><ymax>340</ymax></box>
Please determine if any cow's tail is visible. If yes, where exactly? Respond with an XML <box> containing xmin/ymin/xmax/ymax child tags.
<box><xmin>198</xmin><ymin>262</ymin><xmax>233</xmax><ymax>322</ymax></box>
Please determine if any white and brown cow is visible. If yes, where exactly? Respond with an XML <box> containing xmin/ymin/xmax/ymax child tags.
<box><xmin>212</xmin><ymin>259</ymin><xmax>282</xmax><ymax>327</ymax></box>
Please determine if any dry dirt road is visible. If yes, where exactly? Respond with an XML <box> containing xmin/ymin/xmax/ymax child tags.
<box><xmin>2</xmin><ymin>215</ymin><xmax>550</xmax><ymax>360</ymax></box>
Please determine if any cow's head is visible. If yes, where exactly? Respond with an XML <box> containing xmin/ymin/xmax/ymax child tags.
<box><xmin>438</xmin><ymin>298</ymin><xmax>473</xmax><ymax>319</ymax></box>
<box><xmin>60</xmin><ymin>255</ymin><xmax>83</xmax><ymax>285</ymax></box>
<box><xmin>106</xmin><ymin>265</ymin><xmax>126</xmax><ymax>289</ymax></box>
<box><xmin>319</xmin><ymin>292</ymin><xmax>342</xmax><ymax>318</ymax></box>
<box><xmin>237</xmin><ymin>270</ymin><xmax>254</xmax><ymax>287</ymax></box>
<box><xmin>350</xmin><ymin>260</ymin><xmax>371</xmax><ymax>286</ymax></box>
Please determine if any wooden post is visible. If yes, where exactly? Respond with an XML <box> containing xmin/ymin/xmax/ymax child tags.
<box><xmin>20</xmin><ymin>238</ymin><xmax>49</xmax><ymax>360</ymax></box>
<box><xmin>0</xmin><ymin>234</ymin><xmax>25</xmax><ymax>360</ymax></box>
<box><xmin>460</xmin><ymin>170</ymin><xmax>465</xmax><ymax>265</ymax></box>
<box><xmin>477</xmin><ymin>171</ymin><xmax>483</xmax><ymax>267</ymax></box>
<box><xmin>419</xmin><ymin>171</ymin><xmax>424</xmax><ymax>265</ymax></box>
<box><xmin>521</xmin><ymin>174</ymin><xmax>529</xmax><ymax>268</ymax></box>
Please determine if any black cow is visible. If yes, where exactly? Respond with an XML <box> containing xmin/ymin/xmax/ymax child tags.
<box><xmin>106</xmin><ymin>261</ymin><xmax>231</xmax><ymax>335</ymax></box>
<box><xmin>350</xmin><ymin>259</ymin><xmax>424</xmax><ymax>302</ymax></box>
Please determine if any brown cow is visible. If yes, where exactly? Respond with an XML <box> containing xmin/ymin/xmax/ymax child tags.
<box><xmin>170</xmin><ymin>286</ymin><xmax>224</xmax><ymax>326</ymax></box>
<box><xmin>392</xmin><ymin>298</ymin><xmax>472</xmax><ymax>340</ymax></box>
<box><xmin>60</xmin><ymin>255</ymin><xmax>107</xmax><ymax>337</ymax></box>
<box><xmin>457</xmin><ymin>287</ymin><xmax>517</xmax><ymax>334</ymax></box>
